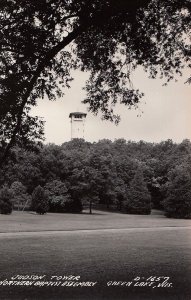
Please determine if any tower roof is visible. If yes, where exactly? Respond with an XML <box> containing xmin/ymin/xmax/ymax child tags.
<box><xmin>69</xmin><ymin>112</ymin><xmax>87</xmax><ymax>118</ymax></box>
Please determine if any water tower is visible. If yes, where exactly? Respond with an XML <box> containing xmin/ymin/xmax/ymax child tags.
<box><xmin>69</xmin><ymin>112</ymin><xmax>87</xmax><ymax>140</ymax></box>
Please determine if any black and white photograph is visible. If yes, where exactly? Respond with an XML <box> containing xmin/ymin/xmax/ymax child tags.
<box><xmin>0</xmin><ymin>0</ymin><xmax>191</xmax><ymax>299</ymax></box>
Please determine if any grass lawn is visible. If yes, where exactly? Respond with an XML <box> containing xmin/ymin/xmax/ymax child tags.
<box><xmin>0</xmin><ymin>209</ymin><xmax>191</xmax><ymax>233</ymax></box>
<box><xmin>0</xmin><ymin>210</ymin><xmax>191</xmax><ymax>299</ymax></box>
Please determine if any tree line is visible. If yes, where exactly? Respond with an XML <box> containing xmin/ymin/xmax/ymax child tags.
<box><xmin>0</xmin><ymin>0</ymin><xmax>190</xmax><ymax>165</ymax></box>
<box><xmin>0</xmin><ymin>138</ymin><xmax>191</xmax><ymax>218</ymax></box>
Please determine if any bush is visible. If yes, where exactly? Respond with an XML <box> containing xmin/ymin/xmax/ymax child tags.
<box><xmin>31</xmin><ymin>185</ymin><xmax>49</xmax><ymax>214</ymax></box>
<box><xmin>0</xmin><ymin>186</ymin><xmax>13</xmax><ymax>214</ymax></box>
<box><xmin>49</xmin><ymin>196</ymin><xmax>83</xmax><ymax>213</ymax></box>
<box><xmin>45</xmin><ymin>180</ymin><xmax>82</xmax><ymax>213</ymax></box>
<box><xmin>48</xmin><ymin>195</ymin><xmax>71</xmax><ymax>213</ymax></box>
<box><xmin>10</xmin><ymin>181</ymin><xmax>30</xmax><ymax>210</ymax></box>
<box><xmin>123</xmin><ymin>169</ymin><xmax>151</xmax><ymax>215</ymax></box>
<box><xmin>67</xmin><ymin>198</ymin><xmax>83</xmax><ymax>213</ymax></box>
<box><xmin>163</xmin><ymin>163</ymin><xmax>191</xmax><ymax>219</ymax></box>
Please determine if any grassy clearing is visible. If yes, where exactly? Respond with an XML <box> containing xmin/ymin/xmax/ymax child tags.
<box><xmin>0</xmin><ymin>210</ymin><xmax>191</xmax><ymax>299</ymax></box>
<box><xmin>0</xmin><ymin>209</ymin><xmax>191</xmax><ymax>233</ymax></box>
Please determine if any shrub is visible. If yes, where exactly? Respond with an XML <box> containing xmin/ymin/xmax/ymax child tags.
<box><xmin>0</xmin><ymin>186</ymin><xmax>13</xmax><ymax>214</ymax></box>
<box><xmin>48</xmin><ymin>195</ymin><xmax>71</xmax><ymax>213</ymax></box>
<box><xmin>49</xmin><ymin>196</ymin><xmax>83</xmax><ymax>213</ymax></box>
<box><xmin>123</xmin><ymin>169</ymin><xmax>151</xmax><ymax>215</ymax></box>
<box><xmin>163</xmin><ymin>163</ymin><xmax>191</xmax><ymax>219</ymax></box>
<box><xmin>65</xmin><ymin>198</ymin><xmax>83</xmax><ymax>213</ymax></box>
<box><xmin>45</xmin><ymin>180</ymin><xmax>82</xmax><ymax>213</ymax></box>
<box><xmin>31</xmin><ymin>185</ymin><xmax>49</xmax><ymax>214</ymax></box>
<box><xmin>10</xmin><ymin>181</ymin><xmax>30</xmax><ymax>210</ymax></box>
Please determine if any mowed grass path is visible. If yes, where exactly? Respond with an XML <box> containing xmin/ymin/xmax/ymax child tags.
<box><xmin>0</xmin><ymin>210</ymin><xmax>191</xmax><ymax>299</ymax></box>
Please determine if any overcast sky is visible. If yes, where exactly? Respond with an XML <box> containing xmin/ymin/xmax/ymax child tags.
<box><xmin>31</xmin><ymin>67</ymin><xmax>191</xmax><ymax>145</ymax></box>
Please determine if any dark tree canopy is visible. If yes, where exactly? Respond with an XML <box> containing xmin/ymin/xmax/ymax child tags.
<box><xmin>163</xmin><ymin>159</ymin><xmax>191</xmax><ymax>218</ymax></box>
<box><xmin>1</xmin><ymin>138</ymin><xmax>191</xmax><ymax>217</ymax></box>
<box><xmin>0</xmin><ymin>0</ymin><xmax>190</xmax><ymax>163</ymax></box>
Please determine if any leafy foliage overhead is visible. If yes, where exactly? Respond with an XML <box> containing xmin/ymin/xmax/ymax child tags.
<box><xmin>0</xmin><ymin>0</ymin><xmax>190</xmax><ymax>162</ymax></box>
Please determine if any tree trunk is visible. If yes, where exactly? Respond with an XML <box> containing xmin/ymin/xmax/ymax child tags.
<box><xmin>89</xmin><ymin>200</ymin><xmax>92</xmax><ymax>214</ymax></box>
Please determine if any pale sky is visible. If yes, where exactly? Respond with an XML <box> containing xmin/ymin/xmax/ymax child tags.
<box><xmin>31</xmin><ymin>67</ymin><xmax>191</xmax><ymax>144</ymax></box>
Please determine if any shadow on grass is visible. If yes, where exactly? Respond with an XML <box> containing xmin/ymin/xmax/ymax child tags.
<box><xmin>25</xmin><ymin>208</ymin><xmax>165</xmax><ymax>217</ymax></box>
<box><xmin>26</xmin><ymin>211</ymin><xmax>108</xmax><ymax>216</ymax></box>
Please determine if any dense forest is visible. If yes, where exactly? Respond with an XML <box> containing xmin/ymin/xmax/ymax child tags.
<box><xmin>0</xmin><ymin>138</ymin><xmax>191</xmax><ymax>218</ymax></box>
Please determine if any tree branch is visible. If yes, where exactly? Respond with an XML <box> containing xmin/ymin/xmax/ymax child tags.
<box><xmin>0</xmin><ymin>25</ymin><xmax>85</xmax><ymax>166</ymax></box>
<box><xmin>0</xmin><ymin>0</ymin><xmax>151</xmax><ymax>166</ymax></box>
<box><xmin>61</xmin><ymin>14</ymin><xmax>79</xmax><ymax>22</ymax></box>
